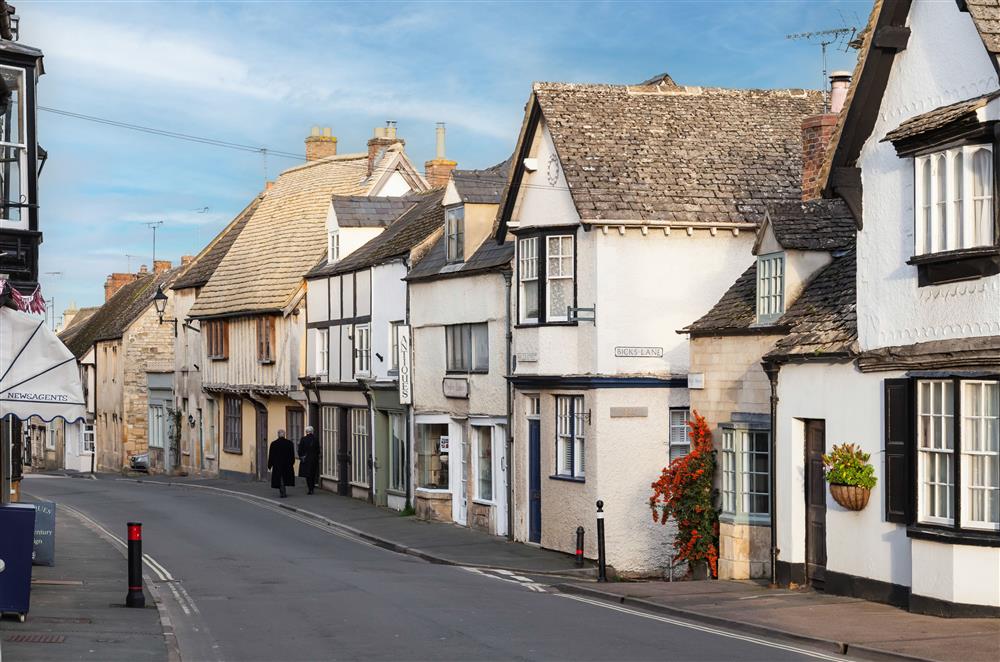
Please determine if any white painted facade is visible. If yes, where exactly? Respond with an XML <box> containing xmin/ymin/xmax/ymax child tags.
<box><xmin>774</xmin><ymin>0</ymin><xmax>1000</xmax><ymax>613</ymax></box>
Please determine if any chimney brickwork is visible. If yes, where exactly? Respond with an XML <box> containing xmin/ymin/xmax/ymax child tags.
<box><xmin>367</xmin><ymin>124</ymin><xmax>405</xmax><ymax>177</ymax></box>
<box><xmin>801</xmin><ymin>113</ymin><xmax>838</xmax><ymax>202</ymax></box>
<box><xmin>153</xmin><ymin>260</ymin><xmax>172</xmax><ymax>274</ymax></box>
<box><xmin>305</xmin><ymin>126</ymin><xmax>338</xmax><ymax>161</ymax></box>
<box><xmin>104</xmin><ymin>273</ymin><xmax>138</xmax><ymax>302</ymax></box>
<box><xmin>424</xmin><ymin>122</ymin><xmax>456</xmax><ymax>187</ymax></box>
<box><xmin>180</xmin><ymin>255</ymin><xmax>195</xmax><ymax>266</ymax></box>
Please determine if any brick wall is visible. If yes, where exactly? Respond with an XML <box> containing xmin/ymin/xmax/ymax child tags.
<box><xmin>800</xmin><ymin>114</ymin><xmax>838</xmax><ymax>202</ymax></box>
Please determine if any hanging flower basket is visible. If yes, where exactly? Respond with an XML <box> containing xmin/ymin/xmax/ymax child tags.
<box><xmin>829</xmin><ymin>484</ymin><xmax>871</xmax><ymax>511</ymax></box>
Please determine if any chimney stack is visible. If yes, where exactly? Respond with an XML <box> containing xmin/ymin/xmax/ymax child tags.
<box><xmin>104</xmin><ymin>272</ymin><xmax>138</xmax><ymax>302</ymax></box>
<box><xmin>424</xmin><ymin>122</ymin><xmax>458</xmax><ymax>188</ymax></box>
<box><xmin>305</xmin><ymin>125</ymin><xmax>338</xmax><ymax>161</ymax></box>
<box><xmin>153</xmin><ymin>260</ymin><xmax>172</xmax><ymax>274</ymax></box>
<box><xmin>367</xmin><ymin>120</ymin><xmax>405</xmax><ymax>177</ymax></box>
<box><xmin>181</xmin><ymin>255</ymin><xmax>195</xmax><ymax>266</ymax></box>
<box><xmin>801</xmin><ymin>72</ymin><xmax>851</xmax><ymax>201</ymax></box>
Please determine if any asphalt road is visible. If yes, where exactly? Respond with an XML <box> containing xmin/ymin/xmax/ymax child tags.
<box><xmin>23</xmin><ymin>475</ymin><xmax>849</xmax><ymax>662</ymax></box>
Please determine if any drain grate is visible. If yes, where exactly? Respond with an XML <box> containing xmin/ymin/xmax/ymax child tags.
<box><xmin>4</xmin><ymin>633</ymin><xmax>66</xmax><ymax>644</ymax></box>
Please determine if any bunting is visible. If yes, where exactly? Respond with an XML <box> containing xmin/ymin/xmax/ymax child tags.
<box><xmin>0</xmin><ymin>279</ymin><xmax>46</xmax><ymax>314</ymax></box>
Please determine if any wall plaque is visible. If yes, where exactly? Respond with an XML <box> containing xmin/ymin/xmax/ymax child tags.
<box><xmin>614</xmin><ymin>346</ymin><xmax>663</xmax><ymax>358</ymax></box>
<box><xmin>610</xmin><ymin>406</ymin><xmax>648</xmax><ymax>418</ymax></box>
<box><xmin>442</xmin><ymin>377</ymin><xmax>469</xmax><ymax>399</ymax></box>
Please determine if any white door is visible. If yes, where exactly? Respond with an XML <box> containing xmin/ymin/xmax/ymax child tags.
<box><xmin>494</xmin><ymin>425</ymin><xmax>508</xmax><ymax>537</ymax></box>
<box><xmin>450</xmin><ymin>424</ymin><xmax>467</xmax><ymax>525</ymax></box>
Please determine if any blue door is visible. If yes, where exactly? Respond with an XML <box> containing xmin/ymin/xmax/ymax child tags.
<box><xmin>528</xmin><ymin>419</ymin><xmax>541</xmax><ymax>543</ymax></box>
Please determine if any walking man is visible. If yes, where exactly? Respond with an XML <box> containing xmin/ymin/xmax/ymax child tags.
<box><xmin>298</xmin><ymin>425</ymin><xmax>320</xmax><ymax>495</ymax></box>
<box><xmin>267</xmin><ymin>429</ymin><xmax>295</xmax><ymax>498</ymax></box>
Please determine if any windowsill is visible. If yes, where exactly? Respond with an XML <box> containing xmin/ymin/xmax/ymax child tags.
<box><xmin>349</xmin><ymin>481</ymin><xmax>370</xmax><ymax>489</ymax></box>
<box><xmin>387</xmin><ymin>488</ymin><xmax>407</xmax><ymax>497</ymax></box>
<box><xmin>258</xmin><ymin>359</ymin><xmax>275</xmax><ymax>365</ymax></box>
<box><xmin>473</xmin><ymin>498</ymin><xmax>495</xmax><ymax>507</ymax></box>
<box><xmin>209</xmin><ymin>356</ymin><xmax>228</xmax><ymax>362</ymax></box>
<box><xmin>906</xmin><ymin>246</ymin><xmax>1000</xmax><ymax>286</ymax></box>
<box><xmin>445</xmin><ymin>370</ymin><xmax>488</xmax><ymax>376</ymax></box>
<box><xmin>415</xmin><ymin>487</ymin><xmax>451</xmax><ymax>495</ymax></box>
<box><xmin>549</xmin><ymin>474</ymin><xmax>585</xmax><ymax>483</ymax></box>
<box><xmin>907</xmin><ymin>524</ymin><xmax>1000</xmax><ymax>547</ymax></box>
<box><xmin>223</xmin><ymin>448</ymin><xmax>243</xmax><ymax>455</ymax></box>
<box><xmin>515</xmin><ymin>321</ymin><xmax>579</xmax><ymax>329</ymax></box>
<box><xmin>204</xmin><ymin>454</ymin><xmax>216</xmax><ymax>460</ymax></box>
<box><xmin>719</xmin><ymin>512</ymin><xmax>771</xmax><ymax>526</ymax></box>
<box><xmin>388</xmin><ymin>369</ymin><xmax>398</xmax><ymax>377</ymax></box>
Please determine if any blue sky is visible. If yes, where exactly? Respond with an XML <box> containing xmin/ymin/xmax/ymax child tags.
<box><xmin>20</xmin><ymin>0</ymin><xmax>866</xmax><ymax>318</ymax></box>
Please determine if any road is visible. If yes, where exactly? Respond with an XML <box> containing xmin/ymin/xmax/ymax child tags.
<box><xmin>22</xmin><ymin>475</ymin><xmax>849</xmax><ymax>662</ymax></box>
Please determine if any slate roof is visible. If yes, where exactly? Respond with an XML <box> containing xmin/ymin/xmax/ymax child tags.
<box><xmin>766</xmin><ymin>249</ymin><xmax>857</xmax><ymax>360</ymax></box>
<box><xmin>883</xmin><ymin>91</ymin><xmax>1000</xmax><ymax>143</ymax></box>
<box><xmin>406</xmin><ymin>237</ymin><xmax>514</xmax><ymax>282</ymax></box>
<box><xmin>188</xmin><ymin>147</ymin><xmax>424</xmax><ymax>318</ymax></box>
<box><xmin>307</xmin><ymin>189</ymin><xmax>446</xmax><ymax>279</ymax></box>
<box><xmin>64</xmin><ymin>306</ymin><xmax>98</xmax><ymax>330</ymax></box>
<box><xmin>171</xmin><ymin>195</ymin><xmax>261</xmax><ymax>291</ymax></box>
<box><xmin>966</xmin><ymin>0</ymin><xmax>1000</xmax><ymax>56</ymax></box>
<box><xmin>59</xmin><ymin>269</ymin><xmax>180</xmax><ymax>358</ymax></box>
<box><xmin>765</xmin><ymin>199</ymin><xmax>856</xmax><ymax>251</ymax></box>
<box><xmin>522</xmin><ymin>82</ymin><xmax>823</xmax><ymax>225</ymax></box>
<box><xmin>332</xmin><ymin>196</ymin><xmax>418</xmax><ymax>228</ymax></box>
<box><xmin>451</xmin><ymin>160</ymin><xmax>511</xmax><ymax>205</ymax></box>
<box><xmin>684</xmin><ymin>263</ymin><xmax>760</xmax><ymax>335</ymax></box>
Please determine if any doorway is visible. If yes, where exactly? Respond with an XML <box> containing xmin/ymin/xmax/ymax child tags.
<box><xmin>805</xmin><ymin>419</ymin><xmax>827</xmax><ymax>588</ymax></box>
<box><xmin>528</xmin><ymin>419</ymin><xmax>541</xmax><ymax>544</ymax></box>
<box><xmin>255</xmin><ymin>404</ymin><xmax>268</xmax><ymax>481</ymax></box>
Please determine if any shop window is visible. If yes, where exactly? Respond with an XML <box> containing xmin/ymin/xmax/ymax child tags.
<box><xmin>350</xmin><ymin>408</ymin><xmax>368</xmax><ymax>487</ymax></box>
<box><xmin>321</xmin><ymin>405</ymin><xmax>339</xmax><ymax>480</ymax></box>
<box><xmin>417</xmin><ymin>423</ymin><xmax>449</xmax><ymax>490</ymax></box>
<box><xmin>475</xmin><ymin>426</ymin><xmax>494</xmax><ymax>501</ymax></box>
<box><xmin>389</xmin><ymin>412</ymin><xmax>406</xmax><ymax>493</ymax></box>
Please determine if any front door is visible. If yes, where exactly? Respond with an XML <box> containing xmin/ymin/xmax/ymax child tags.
<box><xmin>373</xmin><ymin>411</ymin><xmax>389</xmax><ymax>507</ymax></box>
<box><xmin>337</xmin><ymin>407</ymin><xmax>350</xmax><ymax>496</ymax></box>
<box><xmin>528</xmin><ymin>419</ymin><xmax>541</xmax><ymax>543</ymax></box>
<box><xmin>805</xmin><ymin>419</ymin><xmax>827</xmax><ymax>588</ymax></box>
<box><xmin>255</xmin><ymin>404</ymin><xmax>268</xmax><ymax>481</ymax></box>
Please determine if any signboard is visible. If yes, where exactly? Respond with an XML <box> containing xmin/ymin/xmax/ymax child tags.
<box><xmin>442</xmin><ymin>377</ymin><xmax>470</xmax><ymax>399</ymax></box>
<box><xmin>688</xmin><ymin>372</ymin><xmax>705</xmax><ymax>389</ymax></box>
<box><xmin>614</xmin><ymin>346</ymin><xmax>663</xmax><ymax>358</ymax></box>
<box><xmin>439</xmin><ymin>436</ymin><xmax>449</xmax><ymax>452</ymax></box>
<box><xmin>398</xmin><ymin>325</ymin><xmax>412</xmax><ymax>404</ymax></box>
<box><xmin>32</xmin><ymin>500</ymin><xmax>55</xmax><ymax>566</ymax></box>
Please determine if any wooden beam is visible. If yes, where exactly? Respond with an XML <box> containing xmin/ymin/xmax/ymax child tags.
<box><xmin>873</xmin><ymin>25</ymin><xmax>911</xmax><ymax>52</ymax></box>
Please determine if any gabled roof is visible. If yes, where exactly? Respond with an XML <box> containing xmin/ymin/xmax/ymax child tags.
<box><xmin>188</xmin><ymin>147</ymin><xmax>426</xmax><ymax>318</ymax></box>
<box><xmin>171</xmin><ymin>195</ymin><xmax>262</xmax><ymax>291</ymax></box>
<box><xmin>406</xmin><ymin>237</ymin><xmax>514</xmax><ymax>283</ymax></box>
<box><xmin>495</xmin><ymin>81</ymin><xmax>823</xmax><ymax>237</ymax></box>
<box><xmin>306</xmin><ymin>189</ymin><xmax>446</xmax><ymax>279</ymax></box>
<box><xmin>757</xmin><ymin>199</ymin><xmax>856</xmax><ymax>252</ymax></box>
<box><xmin>64</xmin><ymin>306</ymin><xmax>99</xmax><ymax>330</ymax></box>
<box><xmin>59</xmin><ymin>268</ymin><xmax>180</xmax><ymax>358</ymax></box>
<box><xmin>451</xmin><ymin>160</ymin><xmax>511</xmax><ymax>205</ymax></box>
<box><xmin>684</xmin><ymin>263</ymin><xmax>762</xmax><ymax>336</ymax></box>
<box><xmin>332</xmin><ymin>196</ymin><xmax>418</xmax><ymax>228</ymax></box>
<box><xmin>766</xmin><ymin>249</ymin><xmax>857</xmax><ymax>361</ymax></box>
<box><xmin>882</xmin><ymin>90</ymin><xmax>1000</xmax><ymax>145</ymax></box>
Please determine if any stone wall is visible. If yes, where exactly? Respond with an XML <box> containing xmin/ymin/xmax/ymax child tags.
<box><xmin>689</xmin><ymin>334</ymin><xmax>781</xmax><ymax>429</ymax></box>
<box><xmin>122</xmin><ymin>301</ymin><xmax>176</xmax><ymax>467</ymax></box>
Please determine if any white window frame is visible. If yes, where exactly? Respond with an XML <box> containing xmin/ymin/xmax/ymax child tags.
<box><xmin>389</xmin><ymin>321</ymin><xmax>403</xmax><ymax>372</ymax></box>
<box><xmin>756</xmin><ymin>252</ymin><xmax>785</xmax><ymax>322</ymax></box>
<box><xmin>545</xmin><ymin>235</ymin><xmax>574</xmax><ymax>322</ymax></box>
<box><xmin>914</xmin><ymin>144</ymin><xmax>994</xmax><ymax>256</ymax></box>
<box><xmin>720</xmin><ymin>427</ymin><xmax>771</xmax><ymax>521</ymax></box>
<box><xmin>149</xmin><ymin>404</ymin><xmax>166</xmax><ymax>449</ymax></box>
<box><xmin>518</xmin><ymin>237</ymin><xmax>539</xmax><ymax>323</ymax></box>
<box><xmin>0</xmin><ymin>65</ymin><xmax>28</xmax><ymax>227</ymax></box>
<box><xmin>328</xmin><ymin>230</ymin><xmax>341</xmax><ymax>263</ymax></box>
<box><xmin>555</xmin><ymin>395</ymin><xmax>585</xmax><ymax>479</ymax></box>
<box><xmin>445</xmin><ymin>205</ymin><xmax>465</xmax><ymax>262</ymax></box>
<box><xmin>960</xmin><ymin>380</ymin><xmax>999</xmax><ymax>531</ymax></box>
<box><xmin>353</xmin><ymin>324</ymin><xmax>371</xmax><ymax>377</ymax></box>
<box><xmin>917</xmin><ymin>380</ymin><xmax>955</xmax><ymax>526</ymax></box>
<box><xmin>321</xmin><ymin>405</ymin><xmax>339</xmax><ymax>480</ymax></box>
<box><xmin>668</xmin><ymin>408</ymin><xmax>690</xmax><ymax>461</ymax></box>
<box><xmin>45</xmin><ymin>427</ymin><xmax>55</xmax><ymax>451</ymax></box>
<box><xmin>473</xmin><ymin>425</ymin><xmax>494</xmax><ymax>502</ymax></box>
<box><xmin>389</xmin><ymin>412</ymin><xmax>406</xmax><ymax>493</ymax></box>
<box><xmin>82</xmin><ymin>424</ymin><xmax>95</xmax><ymax>454</ymax></box>
<box><xmin>316</xmin><ymin>328</ymin><xmax>329</xmax><ymax>377</ymax></box>
<box><xmin>350</xmin><ymin>407</ymin><xmax>369</xmax><ymax>487</ymax></box>
<box><xmin>445</xmin><ymin>322</ymin><xmax>489</xmax><ymax>373</ymax></box>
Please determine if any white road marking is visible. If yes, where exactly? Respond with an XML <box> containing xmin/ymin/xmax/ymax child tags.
<box><xmin>555</xmin><ymin>593</ymin><xmax>850</xmax><ymax>661</ymax></box>
<box><xmin>462</xmin><ymin>567</ymin><xmax>549</xmax><ymax>593</ymax></box>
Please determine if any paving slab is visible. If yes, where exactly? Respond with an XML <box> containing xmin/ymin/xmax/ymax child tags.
<box><xmin>0</xmin><ymin>504</ymin><xmax>168</xmax><ymax>661</ymax></box>
<box><xmin>557</xmin><ymin>580</ymin><xmax>1000</xmax><ymax>662</ymax></box>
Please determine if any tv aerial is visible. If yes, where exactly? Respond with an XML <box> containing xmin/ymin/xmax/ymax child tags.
<box><xmin>787</xmin><ymin>26</ymin><xmax>858</xmax><ymax>111</ymax></box>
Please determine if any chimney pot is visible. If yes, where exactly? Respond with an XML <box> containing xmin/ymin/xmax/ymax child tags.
<box><xmin>322</xmin><ymin>127</ymin><xmax>332</xmax><ymax>137</ymax></box>
<box><xmin>829</xmin><ymin>71</ymin><xmax>851</xmax><ymax>115</ymax></box>
<box><xmin>311</xmin><ymin>125</ymin><xmax>321</xmax><ymax>136</ymax></box>
<box><xmin>435</xmin><ymin>122</ymin><xmax>447</xmax><ymax>160</ymax></box>
<box><xmin>138</xmin><ymin>264</ymin><xmax>149</xmax><ymax>274</ymax></box>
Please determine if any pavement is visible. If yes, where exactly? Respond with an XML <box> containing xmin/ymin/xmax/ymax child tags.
<box><xmin>556</xmin><ymin>580</ymin><xmax>1000</xmax><ymax>662</ymax></box>
<box><xmin>119</xmin><ymin>472</ymin><xmax>596</xmax><ymax>578</ymax></box>
<box><xmin>0</xmin><ymin>495</ymin><xmax>170</xmax><ymax>661</ymax></box>
<box><xmin>20</xmin><ymin>473</ymin><xmax>842</xmax><ymax>662</ymax></box>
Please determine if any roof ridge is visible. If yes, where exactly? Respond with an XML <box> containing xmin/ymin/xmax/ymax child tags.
<box><xmin>281</xmin><ymin>151</ymin><xmax>368</xmax><ymax>175</ymax></box>
<box><xmin>532</xmin><ymin>81</ymin><xmax>821</xmax><ymax>97</ymax></box>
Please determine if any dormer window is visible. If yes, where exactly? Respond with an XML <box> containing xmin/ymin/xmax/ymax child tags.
<box><xmin>914</xmin><ymin>145</ymin><xmax>993</xmax><ymax>256</ymax></box>
<box><xmin>445</xmin><ymin>205</ymin><xmax>464</xmax><ymax>262</ymax></box>
<box><xmin>328</xmin><ymin>230</ymin><xmax>340</xmax><ymax>263</ymax></box>
<box><xmin>756</xmin><ymin>253</ymin><xmax>785</xmax><ymax>323</ymax></box>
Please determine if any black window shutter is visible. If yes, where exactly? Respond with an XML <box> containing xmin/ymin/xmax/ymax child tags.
<box><xmin>884</xmin><ymin>378</ymin><xmax>912</xmax><ymax>524</ymax></box>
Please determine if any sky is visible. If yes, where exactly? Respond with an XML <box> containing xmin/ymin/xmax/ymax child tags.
<box><xmin>19</xmin><ymin>0</ymin><xmax>866</xmax><ymax>322</ymax></box>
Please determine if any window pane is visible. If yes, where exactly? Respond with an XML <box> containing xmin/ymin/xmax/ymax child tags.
<box><xmin>935</xmin><ymin>154</ymin><xmax>947</xmax><ymax>252</ymax></box>
<box><xmin>954</xmin><ymin>151</ymin><xmax>965</xmax><ymax>248</ymax></box>
<box><xmin>921</xmin><ymin>158</ymin><xmax>933</xmax><ymax>254</ymax></box>
<box><xmin>417</xmin><ymin>424</ymin><xmax>449</xmax><ymax>489</ymax></box>
<box><xmin>972</xmin><ymin>147</ymin><xmax>993</xmax><ymax>247</ymax></box>
<box><xmin>477</xmin><ymin>427</ymin><xmax>493</xmax><ymax>501</ymax></box>
<box><xmin>963</xmin><ymin>381</ymin><xmax>1000</xmax><ymax>529</ymax></box>
<box><xmin>472</xmin><ymin>323</ymin><xmax>489</xmax><ymax>372</ymax></box>
<box><xmin>918</xmin><ymin>379</ymin><xmax>955</xmax><ymax>524</ymax></box>
<box><xmin>321</xmin><ymin>406</ymin><xmax>338</xmax><ymax>479</ymax></box>
<box><xmin>548</xmin><ymin>279</ymin><xmax>571</xmax><ymax>319</ymax></box>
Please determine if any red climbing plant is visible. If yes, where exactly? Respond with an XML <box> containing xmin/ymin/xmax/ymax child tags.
<box><xmin>649</xmin><ymin>411</ymin><xmax>719</xmax><ymax>578</ymax></box>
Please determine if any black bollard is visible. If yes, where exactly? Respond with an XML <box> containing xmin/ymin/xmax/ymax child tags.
<box><xmin>596</xmin><ymin>500</ymin><xmax>607</xmax><ymax>582</ymax></box>
<box><xmin>125</xmin><ymin>522</ymin><xmax>145</xmax><ymax>608</ymax></box>
<box><xmin>575</xmin><ymin>526</ymin><xmax>585</xmax><ymax>567</ymax></box>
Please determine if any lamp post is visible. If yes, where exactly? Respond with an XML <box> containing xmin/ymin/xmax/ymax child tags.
<box><xmin>152</xmin><ymin>285</ymin><xmax>176</xmax><ymax>335</ymax></box>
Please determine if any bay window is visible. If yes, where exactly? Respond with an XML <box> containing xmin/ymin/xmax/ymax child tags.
<box><xmin>555</xmin><ymin>395</ymin><xmax>585</xmax><ymax>479</ymax></box>
<box><xmin>517</xmin><ymin>232</ymin><xmax>576</xmax><ymax>324</ymax></box>
<box><xmin>0</xmin><ymin>65</ymin><xmax>27</xmax><ymax>226</ymax></box>
<box><xmin>445</xmin><ymin>322</ymin><xmax>488</xmax><ymax>373</ymax></box>
<box><xmin>914</xmin><ymin>145</ymin><xmax>993</xmax><ymax>256</ymax></box>
<box><xmin>720</xmin><ymin>427</ymin><xmax>771</xmax><ymax>521</ymax></box>
<box><xmin>349</xmin><ymin>407</ymin><xmax>368</xmax><ymax>487</ymax></box>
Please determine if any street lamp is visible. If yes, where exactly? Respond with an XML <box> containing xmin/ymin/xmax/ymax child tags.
<box><xmin>153</xmin><ymin>284</ymin><xmax>168</xmax><ymax>324</ymax></box>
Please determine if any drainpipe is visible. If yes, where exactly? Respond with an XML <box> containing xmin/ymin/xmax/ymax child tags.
<box><xmin>763</xmin><ymin>359</ymin><xmax>780</xmax><ymax>587</ymax></box>
<box><xmin>404</xmin><ymin>272</ymin><xmax>412</xmax><ymax>512</ymax></box>
<box><xmin>91</xmin><ymin>360</ymin><xmax>97</xmax><ymax>474</ymax></box>
<box><xmin>503</xmin><ymin>268</ymin><xmax>514</xmax><ymax>541</ymax></box>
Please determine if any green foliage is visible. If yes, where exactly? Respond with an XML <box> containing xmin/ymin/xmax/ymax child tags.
<box><xmin>822</xmin><ymin>443</ymin><xmax>877</xmax><ymax>489</ymax></box>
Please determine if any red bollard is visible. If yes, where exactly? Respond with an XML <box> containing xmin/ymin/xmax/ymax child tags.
<box><xmin>125</xmin><ymin>522</ymin><xmax>145</xmax><ymax>608</ymax></box>
<box><xmin>575</xmin><ymin>526</ymin><xmax>585</xmax><ymax>567</ymax></box>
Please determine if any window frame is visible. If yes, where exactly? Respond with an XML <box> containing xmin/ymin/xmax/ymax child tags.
<box><xmin>0</xmin><ymin>65</ymin><xmax>28</xmax><ymax>226</ymax></box>
<box><xmin>205</xmin><ymin>319</ymin><xmax>229</xmax><ymax>360</ymax></box>
<box><xmin>349</xmin><ymin>407</ymin><xmax>369</xmax><ymax>487</ymax></box>
<box><xmin>554</xmin><ymin>395</ymin><xmax>585</xmax><ymax>480</ymax></box>
<box><xmin>223</xmin><ymin>396</ymin><xmax>242</xmax><ymax>454</ymax></box>
<box><xmin>148</xmin><ymin>404</ymin><xmax>166</xmax><ymax>449</ymax></box>
<box><xmin>320</xmin><ymin>405</ymin><xmax>340</xmax><ymax>480</ymax></box>
<box><xmin>473</xmin><ymin>424</ymin><xmax>494</xmax><ymax>503</ymax></box>
<box><xmin>719</xmin><ymin>425</ymin><xmax>771</xmax><ymax>524</ymax></box>
<box><xmin>328</xmin><ymin>230</ymin><xmax>341</xmax><ymax>263</ymax></box>
<box><xmin>82</xmin><ymin>423</ymin><xmax>95</xmax><ymax>454</ymax></box>
<box><xmin>668</xmin><ymin>408</ymin><xmax>691</xmax><ymax>462</ymax></box>
<box><xmin>316</xmin><ymin>328</ymin><xmax>329</xmax><ymax>377</ymax></box>
<box><xmin>256</xmin><ymin>315</ymin><xmax>276</xmax><ymax>364</ymax></box>
<box><xmin>445</xmin><ymin>204</ymin><xmax>465</xmax><ymax>263</ymax></box>
<box><xmin>756</xmin><ymin>252</ymin><xmax>785</xmax><ymax>324</ymax></box>
<box><xmin>516</xmin><ymin>229</ymin><xmax>578</xmax><ymax>326</ymax></box>
<box><xmin>389</xmin><ymin>412</ymin><xmax>406</xmax><ymax>493</ymax></box>
<box><xmin>389</xmin><ymin>320</ymin><xmax>403</xmax><ymax>373</ymax></box>
<box><xmin>445</xmin><ymin>322</ymin><xmax>489</xmax><ymax>374</ymax></box>
<box><xmin>353</xmin><ymin>323</ymin><xmax>371</xmax><ymax>377</ymax></box>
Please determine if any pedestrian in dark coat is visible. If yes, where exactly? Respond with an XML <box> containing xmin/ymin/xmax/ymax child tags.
<box><xmin>297</xmin><ymin>426</ymin><xmax>320</xmax><ymax>495</ymax></box>
<box><xmin>267</xmin><ymin>430</ymin><xmax>295</xmax><ymax>498</ymax></box>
